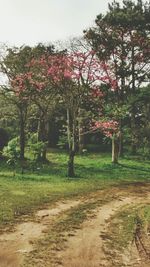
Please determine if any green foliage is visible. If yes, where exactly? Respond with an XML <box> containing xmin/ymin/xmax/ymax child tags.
<box><xmin>138</xmin><ymin>138</ymin><xmax>150</xmax><ymax>159</ymax></box>
<box><xmin>85</xmin><ymin>0</ymin><xmax>150</xmax><ymax>158</ymax></box>
<box><xmin>57</xmin><ymin>134</ymin><xmax>68</xmax><ymax>149</ymax></box>
<box><xmin>128</xmin><ymin>85</ymin><xmax>150</xmax><ymax>157</ymax></box>
<box><xmin>27</xmin><ymin>133</ymin><xmax>47</xmax><ymax>160</ymax></box>
<box><xmin>3</xmin><ymin>137</ymin><xmax>20</xmax><ymax>165</ymax></box>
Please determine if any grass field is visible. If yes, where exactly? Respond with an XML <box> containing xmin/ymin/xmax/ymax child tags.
<box><xmin>0</xmin><ymin>151</ymin><xmax>150</xmax><ymax>231</ymax></box>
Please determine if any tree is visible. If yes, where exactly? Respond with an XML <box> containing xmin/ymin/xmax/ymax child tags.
<box><xmin>84</xmin><ymin>0</ymin><xmax>150</xmax><ymax>156</ymax></box>
<box><xmin>30</xmin><ymin>49</ymin><xmax>105</xmax><ymax>176</ymax></box>
<box><xmin>0</xmin><ymin>44</ymin><xmax>56</xmax><ymax>161</ymax></box>
<box><xmin>93</xmin><ymin>120</ymin><xmax>120</xmax><ymax>163</ymax></box>
<box><xmin>24</xmin><ymin>49</ymin><xmax>58</xmax><ymax>161</ymax></box>
<box><xmin>128</xmin><ymin>84</ymin><xmax>150</xmax><ymax>157</ymax></box>
<box><xmin>0</xmin><ymin>46</ymin><xmax>34</xmax><ymax>160</ymax></box>
<box><xmin>65</xmin><ymin>50</ymin><xmax>105</xmax><ymax>175</ymax></box>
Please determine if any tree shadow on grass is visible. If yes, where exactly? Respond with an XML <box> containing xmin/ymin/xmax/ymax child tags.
<box><xmin>118</xmin><ymin>163</ymin><xmax>150</xmax><ymax>173</ymax></box>
<box><xmin>1</xmin><ymin>156</ymin><xmax>150</xmax><ymax>182</ymax></box>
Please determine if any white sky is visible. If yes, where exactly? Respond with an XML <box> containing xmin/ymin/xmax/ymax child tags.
<box><xmin>0</xmin><ymin>0</ymin><xmax>123</xmax><ymax>46</ymax></box>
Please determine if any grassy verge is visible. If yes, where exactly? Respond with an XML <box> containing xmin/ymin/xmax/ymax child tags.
<box><xmin>0</xmin><ymin>151</ymin><xmax>150</xmax><ymax>231</ymax></box>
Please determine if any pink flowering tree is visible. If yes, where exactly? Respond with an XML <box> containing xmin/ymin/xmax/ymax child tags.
<box><xmin>93</xmin><ymin>120</ymin><xmax>120</xmax><ymax>163</ymax></box>
<box><xmin>67</xmin><ymin>50</ymin><xmax>103</xmax><ymax>157</ymax></box>
<box><xmin>78</xmin><ymin>55</ymin><xmax>127</xmax><ymax>163</ymax></box>
<box><xmin>29</xmin><ymin>50</ymin><xmax>105</xmax><ymax>176</ymax></box>
<box><xmin>91</xmin><ymin>60</ymin><xmax>126</xmax><ymax>164</ymax></box>
<box><xmin>1</xmin><ymin>44</ymin><xmax>56</xmax><ymax>161</ymax></box>
<box><xmin>63</xmin><ymin>50</ymin><xmax>105</xmax><ymax>176</ymax></box>
<box><xmin>73</xmin><ymin>52</ymin><xmax>122</xmax><ymax>164</ymax></box>
<box><xmin>12</xmin><ymin>53</ymin><xmax>60</xmax><ymax>161</ymax></box>
<box><xmin>46</xmin><ymin>51</ymin><xmax>104</xmax><ymax>176</ymax></box>
<box><xmin>36</xmin><ymin>50</ymin><xmax>119</xmax><ymax>173</ymax></box>
<box><xmin>10</xmin><ymin>47</ymin><xmax>121</xmax><ymax>173</ymax></box>
<box><xmin>1</xmin><ymin>46</ymin><xmax>35</xmax><ymax>160</ymax></box>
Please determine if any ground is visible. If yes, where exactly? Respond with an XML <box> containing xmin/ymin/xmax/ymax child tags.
<box><xmin>0</xmin><ymin>152</ymin><xmax>150</xmax><ymax>267</ymax></box>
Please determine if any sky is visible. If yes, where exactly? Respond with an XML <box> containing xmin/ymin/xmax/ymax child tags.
<box><xmin>0</xmin><ymin>0</ymin><xmax>123</xmax><ymax>46</ymax></box>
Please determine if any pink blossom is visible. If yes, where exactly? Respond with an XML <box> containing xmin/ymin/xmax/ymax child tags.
<box><xmin>93</xmin><ymin>120</ymin><xmax>119</xmax><ymax>138</ymax></box>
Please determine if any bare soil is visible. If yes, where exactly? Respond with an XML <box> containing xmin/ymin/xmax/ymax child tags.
<box><xmin>56</xmin><ymin>185</ymin><xmax>150</xmax><ymax>267</ymax></box>
<box><xmin>0</xmin><ymin>184</ymin><xmax>150</xmax><ymax>267</ymax></box>
<box><xmin>57</xmin><ymin>197</ymin><xmax>134</xmax><ymax>267</ymax></box>
<box><xmin>0</xmin><ymin>200</ymin><xmax>80</xmax><ymax>267</ymax></box>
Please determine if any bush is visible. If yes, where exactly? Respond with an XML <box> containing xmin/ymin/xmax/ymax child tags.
<box><xmin>27</xmin><ymin>133</ymin><xmax>47</xmax><ymax>161</ymax></box>
<box><xmin>3</xmin><ymin>137</ymin><xmax>20</xmax><ymax>165</ymax></box>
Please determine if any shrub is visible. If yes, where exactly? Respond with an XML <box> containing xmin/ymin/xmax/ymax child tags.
<box><xmin>3</xmin><ymin>137</ymin><xmax>20</xmax><ymax>165</ymax></box>
<box><xmin>27</xmin><ymin>133</ymin><xmax>47</xmax><ymax>161</ymax></box>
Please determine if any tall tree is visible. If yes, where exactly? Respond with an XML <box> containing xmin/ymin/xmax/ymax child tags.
<box><xmin>0</xmin><ymin>46</ymin><xmax>33</xmax><ymax>160</ymax></box>
<box><xmin>0</xmin><ymin>44</ymin><xmax>55</xmax><ymax>160</ymax></box>
<box><xmin>30</xmin><ymin>50</ymin><xmax>104</xmax><ymax>176</ymax></box>
<box><xmin>84</xmin><ymin>0</ymin><xmax>150</xmax><ymax>156</ymax></box>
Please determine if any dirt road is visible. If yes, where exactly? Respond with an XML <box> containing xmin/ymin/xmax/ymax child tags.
<box><xmin>0</xmin><ymin>183</ymin><xmax>150</xmax><ymax>267</ymax></box>
<box><xmin>0</xmin><ymin>200</ymin><xmax>80</xmax><ymax>267</ymax></box>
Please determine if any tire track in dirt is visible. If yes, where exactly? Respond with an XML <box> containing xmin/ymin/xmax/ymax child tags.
<box><xmin>0</xmin><ymin>200</ymin><xmax>80</xmax><ymax>267</ymax></box>
<box><xmin>57</xmin><ymin>195</ymin><xmax>150</xmax><ymax>267</ymax></box>
<box><xmin>0</xmin><ymin>186</ymin><xmax>150</xmax><ymax>267</ymax></box>
<box><xmin>57</xmin><ymin>197</ymin><xmax>134</xmax><ymax>267</ymax></box>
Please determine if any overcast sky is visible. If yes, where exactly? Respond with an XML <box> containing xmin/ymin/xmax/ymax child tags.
<box><xmin>0</xmin><ymin>0</ymin><xmax>123</xmax><ymax>46</ymax></box>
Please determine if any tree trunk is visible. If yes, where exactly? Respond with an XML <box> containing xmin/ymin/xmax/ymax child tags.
<box><xmin>119</xmin><ymin>130</ymin><xmax>124</xmax><ymax>157</ymax></box>
<box><xmin>37</xmin><ymin>115</ymin><xmax>47</xmax><ymax>161</ymax></box>
<box><xmin>112</xmin><ymin>135</ymin><xmax>119</xmax><ymax>164</ymax></box>
<box><xmin>130</xmin><ymin>112</ymin><xmax>137</xmax><ymax>155</ymax></box>
<box><xmin>130</xmin><ymin>44</ymin><xmax>137</xmax><ymax>155</ymax></box>
<box><xmin>68</xmin><ymin>150</ymin><xmax>75</xmax><ymax>177</ymax></box>
<box><xmin>41</xmin><ymin>148</ymin><xmax>47</xmax><ymax>162</ymax></box>
<box><xmin>48</xmin><ymin>116</ymin><xmax>59</xmax><ymax>147</ymax></box>
<box><xmin>20</xmin><ymin>111</ymin><xmax>25</xmax><ymax>160</ymax></box>
<box><xmin>79</xmin><ymin>135</ymin><xmax>84</xmax><ymax>154</ymax></box>
<box><xmin>79</xmin><ymin>126</ymin><xmax>84</xmax><ymax>154</ymax></box>
<box><xmin>78</xmin><ymin>108</ymin><xmax>85</xmax><ymax>154</ymax></box>
<box><xmin>67</xmin><ymin>108</ymin><xmax>76</xmax><ymax>177</ymax></box>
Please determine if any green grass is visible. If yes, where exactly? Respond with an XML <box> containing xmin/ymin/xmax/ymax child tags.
<box><xmin>0</xmin><ymin>151</ymin><xmax>150</xmax><ymax>230</ymax></box>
